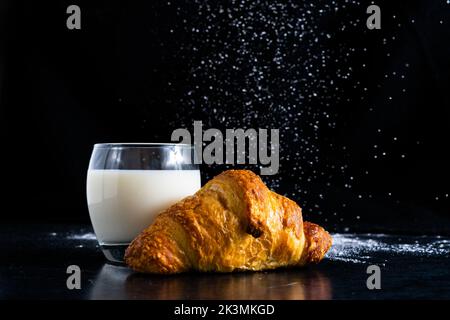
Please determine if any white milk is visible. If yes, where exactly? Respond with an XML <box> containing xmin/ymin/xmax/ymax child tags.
<box><xmin>87</xmin><ymin>169</ymin><xmax>201</xmax><ymax>244</ymax></box>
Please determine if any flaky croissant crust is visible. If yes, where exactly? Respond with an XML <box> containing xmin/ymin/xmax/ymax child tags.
<box><xmin>125</xmin><ymin>170</ymin><xmax>332</xmax><ymax>274</ymax></box>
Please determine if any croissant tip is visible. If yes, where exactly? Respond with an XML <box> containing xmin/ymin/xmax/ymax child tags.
<box><xmin>303</xmin><ymin>221</ymin><xmax>333</xmax><ymax>264</ymax></box>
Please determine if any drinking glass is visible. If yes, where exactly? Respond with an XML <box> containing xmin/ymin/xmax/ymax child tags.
<box><xmin>86</xmin><ymin>143</ymin><xmax>200</xmax><ymax>263</ymax></box>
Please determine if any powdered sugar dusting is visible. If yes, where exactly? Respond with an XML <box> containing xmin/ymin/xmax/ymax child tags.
<box><xmin>66</xmin><ymin>232</ymin><xmax>97</xmax><ymax>241</ymax></box>
<box><xmin>326</xmin><ymin>233</ymin><xmax>450</xmax><ymax>264</ymax></box>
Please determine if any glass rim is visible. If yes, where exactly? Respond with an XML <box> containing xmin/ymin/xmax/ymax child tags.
<box><xmin>93</xmin><ymin>143</ymin><xmax>193</xmax><ymax>149</ymax></box>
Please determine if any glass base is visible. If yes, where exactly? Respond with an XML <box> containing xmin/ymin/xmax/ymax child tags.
<box><xmin>100</xmin><ymin>244</ymin><xmax>129</xmax><ymax>264</ymax></box>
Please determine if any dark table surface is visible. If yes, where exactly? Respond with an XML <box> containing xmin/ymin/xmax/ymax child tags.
<box><xmin>1</xmin><ymin>224</ymin><xmax>449</xmax><ymax>300</ymax></box>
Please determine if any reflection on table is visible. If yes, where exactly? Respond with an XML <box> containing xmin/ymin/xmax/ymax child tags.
<box><xmin>89</xmin><ymin>263</ymin><xmax>332</xmax><ymax>300</ymax></box>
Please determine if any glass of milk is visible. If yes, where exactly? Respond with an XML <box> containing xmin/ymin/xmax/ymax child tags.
<box><xmin>86</xmin><ymin>143</ymin><xmax>201</xmax><ymax>263</ymax></box>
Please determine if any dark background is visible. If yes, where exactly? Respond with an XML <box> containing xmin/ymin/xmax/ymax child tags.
<box><xmin>1</xmin><ymin>0</ymin><xmax>449</xmax><ymax>234</ymax></box>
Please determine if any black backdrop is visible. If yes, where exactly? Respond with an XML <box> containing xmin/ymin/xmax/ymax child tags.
<box><xmin>1</xmin><ymin>0</ymin><xmax>449</xmax><ymax>234</ymax></box>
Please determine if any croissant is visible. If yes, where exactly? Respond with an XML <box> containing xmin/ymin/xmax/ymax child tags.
<box><xmin>125</xmin><ymin>170</ymin><xmax>332</xmax><ymax>274</ymax></box>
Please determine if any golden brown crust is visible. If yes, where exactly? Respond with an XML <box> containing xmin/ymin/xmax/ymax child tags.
<box><xmin>301</xmin><ymin>221</ymin><xmax>333</xmax><ymax>264</ymax></box>
<box><xmin>125</xmin><ymin>169</ymin><xmax>332</xmax><ymax>274</ymax></box>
